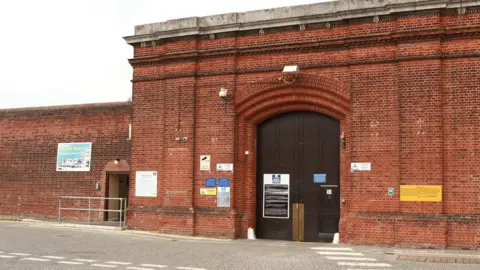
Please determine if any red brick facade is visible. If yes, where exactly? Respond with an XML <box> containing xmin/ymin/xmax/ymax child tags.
<box><xmin>126</xmin><ymin>5</ymin><xmax>480</xmax><ymax>248</ymax></box>
<box><xmin>1</xmin><ymin>2</ymin><xmax>479</xmax><ymax>249</ymax></box>
<box><xmin>0</xmin><ymin>102</ymin><xmax>131</xmax><ymax>221</ymax></box>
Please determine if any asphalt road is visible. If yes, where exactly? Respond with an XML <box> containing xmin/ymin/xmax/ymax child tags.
<box><xmin>0</xmin><ymin>221</ymin><xmax>478</xmax><ymax>270</ymax></box>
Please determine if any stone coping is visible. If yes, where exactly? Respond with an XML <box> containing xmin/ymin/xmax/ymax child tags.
<box><xmin>124</xmin><ymin>0</ymin><xmax>480</xmax><ymax>44</ymax></box>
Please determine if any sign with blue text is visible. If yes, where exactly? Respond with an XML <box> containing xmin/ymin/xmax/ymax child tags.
<box><xmin>205</xmin><ymin>178</ymin><xmax>216</xmax><ymax>187</ymax></box>
<box><xmin>218</xmin><ymin>178</ymin><xmax>230</xmax><ymax>187</ymax></box>
<box><xmin>56</xmin><ymin>142</ymin><xmax>92</xmax><ymax>171</ymax></box>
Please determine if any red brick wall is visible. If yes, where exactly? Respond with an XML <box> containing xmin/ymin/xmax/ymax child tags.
<box><xmin>126</xmin><ymin>9</ymin><xmax>480</xmax><ymax>248</ymax></box>
<box><xmin>0</xmin><ymin>102</ymin><xmax>131</xmax><ymax>221</ymax></box>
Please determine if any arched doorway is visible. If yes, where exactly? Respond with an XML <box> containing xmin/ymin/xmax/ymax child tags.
<box><xmin>255</xmin><ymin>111</ymin><xmax>340</xmax><ymax>242</ymax></box>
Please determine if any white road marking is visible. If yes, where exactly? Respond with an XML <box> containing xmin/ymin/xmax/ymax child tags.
<box><xmin>346</xmin><ymin>269</ymin><xmax>392</xmax><ymax>270</ymax></box>
<box><xmin>9</xmin><ymin>253</ymin><xmax>31</xmax><ymax>256</ymax></box>
<box><xmin>346</xmin><ymin>269</ymin><xmax>391</xmax><ymax>270</ymax></box>
<box><xmin>317</xmin><ymin>251</ymin><xmax>364</xmax><ymax>256</ymax></box>
<box><xmin>41</xmin><ymin>256</ymin><xmax>65</xmax><ymax>260</ymax></box>
<box><xmin>20</xmin><ymin>258</ymin><xmax>51</xmax><ymax>262</ymax></box>
<box><xmin>105</xmin><ymin>261</ymin><xmax>132</xmax><ymax>265</ymax></box>
<box><xmin>0</xmin><ymin>255</ymin><xmax>15</xmax><ymax>258</ymax></box>
<box><xmin>338</xmin><ymin>262</ymin><xmax>392</xmax><ymax>267</ymax></box>
<box><xmin>74</xmin><ymin>259</ymin><xmax>97</xmax><ymax>262</ymax></box>
<box><xmin>92</xmin><ymin>264</ymin><xmax>117</xmax><ymax>268</ymax></box>
<box><xmin>310</xmin><ymin>247</ymin><xmax>354</xmax><ymax>251</ymax></box>
<box><xmin>326</xmin><ymin>256</ymin><xmax>377</xmax><ymax>261</ymax></box>
<box><xmin>141</xmin><ymin>264</ymin><xmax>168</xmax><ymax>268</ymax></box>
<box><xmin>177</xmin><ymin>267</ymin><xmax>207</xmax><ymax>270</ymax></box>
<box><xmin>127</xmin><ymin>267</ymin><xmax>154</xmax><ymax>270</ymax></box>
<box><xmin>58</xmin><ymin>261</ymin><xmax>84</xmax><ymax>265</ymax></box>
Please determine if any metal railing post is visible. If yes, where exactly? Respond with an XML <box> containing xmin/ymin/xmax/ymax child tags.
<box><xmin>123</xmin><ymin>198</ymin><xmax>127</xmax><ymax>228</ymax></box>
<box><xmin>119</xmin><ymin>198</ymin><xmax>122</xmax><ymax>228</ymax></box>
<box><xmin>57</xmin><ymin>196</ymin><xmax>127</xmax><ymax>228</ymax></box>
<box><xmin>58</xmin><ymin>198</ymin><xmax>61</xmax><ymax>224</ymax></box>
<box><xmin>88</xmin><ymin>198</ymin><xmax>91</xmax><ymax>225</ymax></box>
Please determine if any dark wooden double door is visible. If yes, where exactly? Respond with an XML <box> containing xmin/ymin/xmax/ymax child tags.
<box><xmin>256</xmin><ymin>111</ymin><xmax>340</xmax><ymax>242</ymax></box>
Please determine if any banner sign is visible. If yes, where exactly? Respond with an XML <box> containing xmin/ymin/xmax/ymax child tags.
<box><xmin>263</xmin><ymin>174</ymin><xmax>290</xmax><ymax>219</ymax></box>
<box><xmin>400</xmin><ymin>185</ymin><xmax>442</xmax><ymax>202</ymax></box>
<box><xmin>56</xmin><ymin>142</ymin><xmax>92</xmax><ymax>171</ymax></box>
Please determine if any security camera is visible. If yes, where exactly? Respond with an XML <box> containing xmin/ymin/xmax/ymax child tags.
<box><xmin>218</xmin><ymin>87</ymin><xmax>228</xmax><ymax>98</ymax></box>
<box><xmin>283</xmin><ymin>65</ymin><xmax>299</xmax><ymax>73</ymax></box>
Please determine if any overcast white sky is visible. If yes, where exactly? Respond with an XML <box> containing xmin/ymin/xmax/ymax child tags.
<box><xmin>0</xmin><ymin>0</ymin><xmax>331</xmax><ymax>109</ymax></box>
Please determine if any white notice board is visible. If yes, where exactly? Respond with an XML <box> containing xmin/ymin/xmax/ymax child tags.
<box><xmin>200</xmin><ymin>155</ymin><xmax>211</xmax><ymax>171</ymax></box>
<box><xmin>351</xmin><ymin>162</ymin><xmax>371</xmax><ymax>172</ymax></box>
<box><xmin>135</xmin><ymin>171</ymin><xmax>158</xmax><ymax>197</ymax></box>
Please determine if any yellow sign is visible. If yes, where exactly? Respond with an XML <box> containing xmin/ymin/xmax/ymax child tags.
<box><xmin>400</xmin><ymin>185</ymin><xmax>442</xmax><ymax>202</ymax></box>
<box><xmin>200</xmin><ymin>188</ymin><xmax>217</xmax><ymax>195</ymax></box>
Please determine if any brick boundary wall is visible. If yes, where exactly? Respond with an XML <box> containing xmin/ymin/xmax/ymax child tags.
<box><xmin>0</xmin><ymin>102</ymin><xmax>131</xmax><ymax>222</ymax></box>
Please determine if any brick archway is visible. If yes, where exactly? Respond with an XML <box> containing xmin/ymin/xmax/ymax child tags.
<box><xmin>233</xmin><ymin>72</ymin><xmax>351</xmax><ymax>240</ymax></box>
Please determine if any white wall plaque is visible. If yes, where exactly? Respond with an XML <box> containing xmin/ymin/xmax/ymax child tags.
<box><xmin>216</xmin><ymin>163</ymin><xmax>233</xmax><ymax>171</ymax></box>
<box><xmin>135</xmin><ymin>171</ymin><xmax>157</xmax><ymax>197</ymax></box>
<box><xmin>351</xmin><ymin>162</ymin><xmax>371</xmax><ymax>172</ymax></box>
<box><xmin>200</xmin><ymin>155</ymin><xmax>211</xmax><ymax>171</ymax></box>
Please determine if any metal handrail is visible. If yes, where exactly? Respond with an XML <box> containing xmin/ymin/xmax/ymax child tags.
<box><xmin>58</xmin><ymin>196</ymin><xmax>127</xmax><ymax>228</ymax></box>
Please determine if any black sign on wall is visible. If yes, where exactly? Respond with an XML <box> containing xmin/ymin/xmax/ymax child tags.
<box><xmin>263</xmin><ymin>174</ymin><xmax>290</xmax><ymax>219</ymax></box>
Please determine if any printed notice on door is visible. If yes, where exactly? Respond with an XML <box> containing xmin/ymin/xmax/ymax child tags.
<box><xmin>263</xmin><ymin>174</ymin><xmax>290</xmax><ymax>219</ymax></box>
<box><xmin>135</xmin><ymin>171</ymin><xmax>157</xmax><ymax>197</ymax></box>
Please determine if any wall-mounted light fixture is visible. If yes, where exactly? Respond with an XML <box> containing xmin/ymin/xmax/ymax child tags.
<box><xmin>219</xmin><ymin>87</ymin><xmax>228</xmax><ymax>99</ymax></box>
<box><xmin>340</xmin><ymin>132</ymin><xmax>346</xmax><ymax>149</ymax></box>
<box><xmin>218</xmin><ymin>87</ymin><xmax>236</xmax><ymax>116</ymax></box>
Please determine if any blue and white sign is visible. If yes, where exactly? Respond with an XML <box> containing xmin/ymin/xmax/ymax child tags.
<box><xmin>217</xmin><ymin>187</ymin><xmax>230</xmax><ymax>207</ymax></box>
<box><xmin>314</xmin><ymin>174</ymin><xmax>327</xmax><ymax>184</ymax></box>
<box><xmin>56</xmin><ymin>142</ymin><xmax>92</xmax><ymax>171</ymax></box>
<box><xmin>272</xmin><ymin>174</ymin><xmax>281</xmax><ymax>184</ymax></box>
<box><xmin>205</xmin><ymin>178</ymin><xmax>216</xmax><ymax>187</ymax></box>
<box><xmin>218</xmin><ymin>178</ymin><xmax>230</xmax><ymax>187</ymax></box>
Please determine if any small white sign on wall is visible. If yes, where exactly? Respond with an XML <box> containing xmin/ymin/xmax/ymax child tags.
<box><xmin>216</xmin><ymin>163</ymin><xmax>233</xmax><ymax>172</ymax></box>
<box><xmin>135</xmin><ymin>171</ymin><xmax>158</xmax><ymax>197</ymax></box>
<box><xmin>200</xmin><ymin>155</ymin><xmax>211</xmax><ymax>171</ymax></box>
<box><xmin>351</xmin><ymin>162</ymin><xmax>371</xmax><ymax>172</ymax></box>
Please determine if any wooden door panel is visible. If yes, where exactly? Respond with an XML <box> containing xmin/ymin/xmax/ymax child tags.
<box><xmin>256</xmin><ymin>111</ymin><xmax>340</xmax><ymax>242</ymax></box>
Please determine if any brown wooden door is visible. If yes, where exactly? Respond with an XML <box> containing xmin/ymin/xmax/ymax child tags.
<box><xmin>256</xmin><ymin>111</ymin><xmax>340</xmax><ymax>242</ymax></box>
